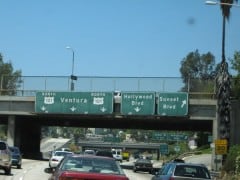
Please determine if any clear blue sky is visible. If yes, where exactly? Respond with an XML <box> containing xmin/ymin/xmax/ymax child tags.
<box><xmin>0</xmin><ymin>0</ymin><xmax>239</xmax><ymax>77</ymax></box>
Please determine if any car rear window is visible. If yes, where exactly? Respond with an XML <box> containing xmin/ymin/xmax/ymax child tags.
<box><xmin>54</xmin><ymin>151</ymin><xmax>72</xmax><ymax>156</ymax></box>
<box><xmin>61</xmin><ymin>156</ymin><xmax>125</xmax><ymax>175</ymax></box>
<box><xmin>0</xmin><ymin>142</ymin><xmax>7</xmax><ymax>150</ymax></box>
<box><xmin>174</xmin><ymin>165</ymin><xmax>211</xmax><ymax>179</ymax></box>
<box><xmin>10</xmin><ymin>147</ymin><xmax>20</xmax><ymax>153</ymax></box>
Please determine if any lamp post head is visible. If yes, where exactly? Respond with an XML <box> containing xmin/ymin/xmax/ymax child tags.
<box><xmin>205</xmin><ymin>0</ymin><xmax>240</xmax><ymax>6</ymax></box>
<box><xmin>66</xmin><ymin>46</ymin><xmax>73</xmax><ymax>51</ymax></box>
<box><xmin>205</xmin><ymin>1</ymin><xmax>218</xmax><ymax>5</ymax></box>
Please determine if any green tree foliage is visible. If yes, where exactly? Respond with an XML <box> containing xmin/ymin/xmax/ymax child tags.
<box><xmin>0</xmin><ymin>53</ymin><xmax>22</xmax><ymax>95</ymax></box>
<box><xmin>179</xmin><ymin>50</ymin><xmax>216</xmax><ymax>97</ymax></box>
<box><xmin>230</xmin><ymin>51</ymin><xmax>240</xmax><ymax>98</ymax></box>
<box><xmin>0</xmin><ymin>125</ymin><xmax>7</xmax><ymax>140</ymax></box>
<box><xmin>223</xmin><ymin>144</ymin><xmax>240</xmax><ymax>173</ymax></box>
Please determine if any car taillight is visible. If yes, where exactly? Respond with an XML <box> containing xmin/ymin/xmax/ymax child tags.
<box><xmin>169</xmin><ymin>177</ymin><xmax>175</xmax><ymax>180</ymax></box>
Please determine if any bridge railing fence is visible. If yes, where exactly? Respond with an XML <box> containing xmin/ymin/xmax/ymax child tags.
<box><xmin>0</xmin><ymin>76</ymin><xmax>217</xmax><ymax>98</ymax></box>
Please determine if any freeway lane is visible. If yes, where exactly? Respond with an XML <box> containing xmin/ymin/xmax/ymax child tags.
<box><xmin>0</xmin><ymin>159</ymin><xmax>153</xmax><ymax>180</ymax></box>
<box><xmin>0</xmin><ymin>159</ymin><xmax>49</xmax><ymax>180</ymax></box>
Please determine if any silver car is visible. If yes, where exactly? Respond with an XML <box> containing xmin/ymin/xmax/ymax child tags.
<box><xmin>0</xmin><ymin>141</ymin><xmax>12</xmax><ymax>175</ymax></box>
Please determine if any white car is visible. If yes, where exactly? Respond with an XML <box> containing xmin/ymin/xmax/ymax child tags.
<box><xmin>49</xmin><ymin>151</ymin><xmax>73</xmax><ymax>168</ymax></box>
<box><xmin>111</xmin><ymin>148</ymin><xmax>123</xmax><ymax>162</ymax></box>
<box><xmin>0</xmin><ymin>141</ymin><xmax>12</xmax><ymax>175</ymax></box>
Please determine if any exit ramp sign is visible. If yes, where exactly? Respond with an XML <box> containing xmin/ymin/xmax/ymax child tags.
<box><xmin>35</xmin><ymin>91</ymin><xmax>113</xmax><ymax>114</ymax></box>
<box><xmin>157</xmin><ymin>92</ymin><xmax>188</xmax><ymax>116</ymax></box>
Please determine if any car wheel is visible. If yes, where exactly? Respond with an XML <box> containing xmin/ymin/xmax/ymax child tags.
<box><xmin>17</xmin><ymin>164</ymin><xmax>21</xmax><ymax>169</ymax></box>
<box><xmin>5</xmin><ymin>167</ymin><xmax>11</xmax><ymax>175</ymax></box>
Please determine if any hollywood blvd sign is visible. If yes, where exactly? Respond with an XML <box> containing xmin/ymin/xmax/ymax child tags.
<box><xmin>121</xmin><ymin>92</ymin><xmax>155</xmax><ymax>115</ymax></box>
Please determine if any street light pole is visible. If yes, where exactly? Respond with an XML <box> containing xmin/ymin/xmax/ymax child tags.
<box><xmin>66</xmin><ymin>46</ymin><xmax>77</xmax><ymax>91</ymax></box>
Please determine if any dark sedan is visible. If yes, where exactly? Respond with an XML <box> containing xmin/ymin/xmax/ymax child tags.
<box><xmin>9</xmin><ymin>146</ymin><xmax>22</xmax><ymax>169</ymax></box>
<box><xmin>133</xmin><ymin>158</ymin><xmax>153</xmax><ymax>174</ymax></box>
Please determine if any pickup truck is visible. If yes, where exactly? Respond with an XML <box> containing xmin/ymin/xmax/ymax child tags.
<box><xmin>122</xmin><ymin>151</ymin><xmax>130</xmax><ymax>161</ymax></box>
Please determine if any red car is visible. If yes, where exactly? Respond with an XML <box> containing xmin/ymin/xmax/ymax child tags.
<box><xmin>48</xmin><ymin>154</ymin><xmax>129</xmax><ymax>180</ymax></box>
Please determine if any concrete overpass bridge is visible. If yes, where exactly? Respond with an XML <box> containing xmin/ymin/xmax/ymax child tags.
<box><xmin>0</xmin><ymin>76</ymin><xmax>239</xmax><ymax>170</ymax></box>
<box><xmin>0</xmin><ymin>95</ymin><xmax>218</xmax><ymax>158</ymax></box>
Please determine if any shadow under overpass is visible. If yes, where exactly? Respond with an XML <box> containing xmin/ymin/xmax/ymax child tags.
<box><xmin>5</xmin><ymin>114</ymin><xmax>212</xmax><ymax>160</ymax></box>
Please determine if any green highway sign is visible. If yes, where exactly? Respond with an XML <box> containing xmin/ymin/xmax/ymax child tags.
<box><xmin>153</xmin><ymin>132</ymin><xmax>168</xmax><ymax>141</ymax></box>
<box><xmin>157</xmin><ymin>92</ymin><xmax>188</xmax><ymax>116</ymax></box>
<box><xmin>121</xmin><ymin>92</ymin><xmax>155</xmax><ymax>115</ymax></box>
<box><xmin>168</xmin><ymin>134</ymin><xmax>188</xmax><ymax>141</ymax></box>
<box><xmin>103</xmin><ymin>136</ymin><xmax>120</xmax><ymax>143</ymax></box>
<box><xmin>153</xmin><ymin>133</ymin><xmax>188</xmax><ymax>141</ymax></box>
<box><xmin>35</xmin><ymin>91</ymin><xmax>113</xmax><ymax>114</ymax></box>
<box><xmin>159</xmin><ymin>144</ymin><xmax>169</xmax><ymax>155</ymax></box>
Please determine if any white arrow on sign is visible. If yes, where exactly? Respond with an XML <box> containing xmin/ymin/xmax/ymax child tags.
<box><xmin>181</xmin><ymin>100</ymin><xmax>187</xmax><ymax>108</ymax></box>
<box><xmin>41</xmin><ymin>106</ymin><xmax>47</xmax><ymax>112</ymax></box>
<box><xmin>70</xmin><ymin>106</ymin><xmax>77</xmax><ymax>112</ymax></box>
<box><xmin>100</xmin><ymin>107</ymin><xmax>107</xmax><ymax>112</ymax></box>
<box><xmin>134</xmin><ymin>107</ymin><xmax>141</xmax><ymax>112</ymax></box>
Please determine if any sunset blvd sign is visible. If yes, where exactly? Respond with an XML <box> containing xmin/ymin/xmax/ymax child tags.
<box><xmin>35</xmin><ymin>91</ymin><xmax>113</xmax><ymax>114</ymax></box>
<box><xmin>157</xmin><ymin>92</ymin><xmax>188</xmax><ymax>116</ymax></box>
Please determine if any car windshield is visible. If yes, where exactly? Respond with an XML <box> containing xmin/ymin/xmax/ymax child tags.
<box><xmin>0</xmin><ymin>142</ymin><xmax>6</xmax><ymax>150</ymax></box>
<box><xmin>60</xmin><ymin>156</ymin><xmax>125</xmax><ymax>175</ymax></box>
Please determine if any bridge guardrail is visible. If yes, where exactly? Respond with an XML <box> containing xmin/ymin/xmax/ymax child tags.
<box><xmin>0</xmin><ymin>76</ymin><xmax>218</xmax><ymax>99</ymax></box>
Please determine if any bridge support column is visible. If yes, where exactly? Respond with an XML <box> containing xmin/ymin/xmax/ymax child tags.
<box><xmin>212</xmin><ymin>116</ymin><xmax>222</xmax><ymax>171</ymax></box>
<box><xmin>15</xmin><ymin>117</ymin><xmax>42</xmax><ymax>160</ymax></box>
<box><xmin>7</xmin><ymin>115</ymin><xmax>15</xmax><ymax>146</ymax></box>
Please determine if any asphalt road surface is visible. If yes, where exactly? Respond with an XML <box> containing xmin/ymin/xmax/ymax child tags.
<box><xmin>0</xmin><ymin>159</ymin><xmax>50</xmax><ymax>180</ymax></box>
